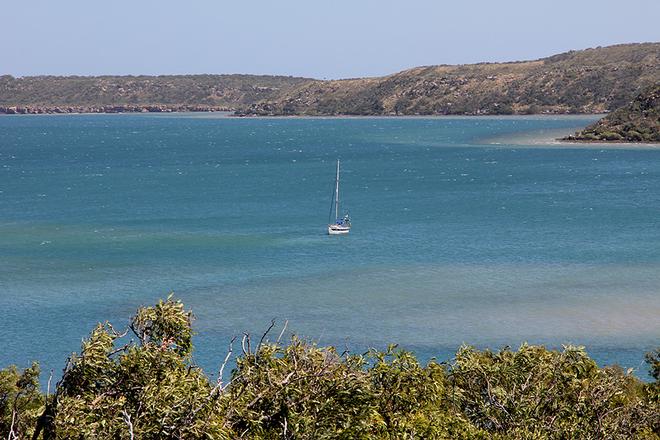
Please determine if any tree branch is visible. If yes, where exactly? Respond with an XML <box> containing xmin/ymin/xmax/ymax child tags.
<box><xmin>217</xmin><ymin>336</ymin><xmax>236</xmax><ymax>390</ymax></box>
<box><xmin>122</xmin><ymin>410</ymin><xmax>134</xmax><ymax>440</ymax></box>
<box><xmin>276</xmin><ymin>320</ymin><xmax>289</xmax><ymax>345</ymax></box>
<box><xmin>259</xmin><ymin>319</ymin><xmax>276</xmax><ymax>348</ymax></box>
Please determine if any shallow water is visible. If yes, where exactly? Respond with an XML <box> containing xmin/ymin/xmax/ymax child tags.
<box><xmin>1</xmin><ymin>114</ymin><xmax>658</xmax><ymax>379</ymax></box>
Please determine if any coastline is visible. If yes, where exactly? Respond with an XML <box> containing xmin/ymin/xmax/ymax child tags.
<box><xmin>4</xmin><ymin>110</ymin><xmax>658</xmax><ymax>148</ymax></box>
<box><xmin>480</xmin><ymin>119</ymin><xmax>660</xmax><ymax>149</ymax></box>
<box><xmin>0</xmin><ymin>104</ymin><xmax>233</xmax><ymax>115</ymax></box>
<box><xmin>0</xmin><ymin>111</ymin><xmax>607</xmax><ymax>120</ymax></box>
<box><xmin>558</xmin><ymin>138</ymin><xmax>660</xmax><ymax>147</ymax></box>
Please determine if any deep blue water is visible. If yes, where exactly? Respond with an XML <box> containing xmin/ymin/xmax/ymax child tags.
<box><xmin>1</xmin><ymin>114</ymin><xmax>659</xmax><ymax>380</ymax></box>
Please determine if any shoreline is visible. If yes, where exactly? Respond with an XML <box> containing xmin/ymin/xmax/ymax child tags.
<box><xmin>558</xmin><ymin>138</ymin><xmax>660</xmax><ymax>146</ymax></box>
<box><xmin>480</xmin><ymin>124</ymin><xmax>660</xmax><ymax>149</ymax></box>
<box><xmin>0</xmin><ymin>104</ymin><xmax>233</xmax><ymax>115</ymax></box>
<box><xmin>0</xmin><ymin>111</ymin><xmax>602</xmax><ymax>120</ymax></box>
<box><xmin>3</xmin><ymin>110</ymin><xmax>657</xmax><ymax>147</ymax></box>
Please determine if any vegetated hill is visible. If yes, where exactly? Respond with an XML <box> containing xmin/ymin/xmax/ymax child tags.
<box><xmin>564</xmin><ymin>84</ymin><xmax>660</xmax><ymax>142</ymax></box>
<box><xmin>0</xmin><ymin>74</ymin><xmax>312</xmax><ymax>113</ymax></box>
<box><xmin>241</xmin><ymin>42</ymin><xmax>659</xmax><ymax>116</ymax></box>
<box><xmin>1</xmin><ymin>43</ymin><xmax>658</xmax><ymax>115</ymax></box>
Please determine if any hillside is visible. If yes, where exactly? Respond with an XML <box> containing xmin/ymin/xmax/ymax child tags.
<box><xmin>240</xmin><ymin>43</ymin><xmax>659</xmax><ymax>116</ymax></box>
<box><xmin>564</xmin><ymin>85</ymin><xmax>660</xmax><ymax>142</ymax></box>
<box><xmin>0</xmin><ymin>74</ymin><xmax>311</xmax><ymax>113</ymax></box>
<box><xmin>1</xmin><ymin>43</ymin><xmax>658</xmax><ymax>116</ymax></box>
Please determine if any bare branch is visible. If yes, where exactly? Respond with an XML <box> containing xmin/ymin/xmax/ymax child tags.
<box><xmin>241</xmin><ymin>332</ymin><xmax>252</xmax><ymax>355</ymax></box>
<box><xmin>241</xmin><ymin>333</ymin><xmax>249</xmax><ymax>356</ymax></box>
<box><xmin>185</xmin><ymin>335</ymin><xmax>238</xmax><ymax>425</ymax></box>
<box><xmin>340</xmin><ymin>337</ymin><xmax>351</xmax><ymax>358</ymax></box>
<box><xmin>107</xmin><ymin>322</ymin><xmax>129</xmax><ymax>338</ymax></box>
<box><xmin>259</xmin><ymin>319</ymin><xmax>277</xmax><ymax>348</ymax></box>
<box><xmin>276</xmin><ymin>320</ymin><xmax>289</xmax><ymax>345</ymax></box>
<box><xmin>129</xmin><ymin>321</ymin><xmax>148</xmax><ymax>346</ymax></box>
<box><xmin>122</xmin><ymin>410</ymin><xmax>134</xmax><ymax>440</ymax></box>
<box><xmin>217</xmin><ymin>336</ymin><xmax>236</xmax><ymax>388</ymax></box>
<box><xmin>7</xmin><ymin>409</ymin><xmax>16</xmax><ymax>440</ymax></box>
<box><xmin>46</xmin><ymin>370</ymin><xmax>53</xmax><ymax>399</ymax></box>
<box><xmin>109</xmin><ymin>343</ymin><xmax>131</xmax><ymax>357</ymax></box>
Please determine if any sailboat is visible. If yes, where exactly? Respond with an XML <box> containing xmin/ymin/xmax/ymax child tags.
<box><xmin>328</xmin><ymin>160</ymin><xmax>351</xmax><ymax>235</ymax></box>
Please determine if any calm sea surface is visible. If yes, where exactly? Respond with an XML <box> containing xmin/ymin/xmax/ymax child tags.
<box><xmin>1</xmin><ymin>114</ymin><xmax>659</xmax><ymax>379</ymax></box>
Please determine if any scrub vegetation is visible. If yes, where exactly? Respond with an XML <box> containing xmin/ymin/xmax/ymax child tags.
<box><xmin>1</xmin><ymin>297</ymin><xmax>658</xmax><ymax>439</ymax></box>
<box><xmin>565</xmin><ymin>84</ymin><xmax>660</xmax><ymax>142</ymax></box>
<box><xmin>1</xmin><ymin>43</ymin><xmax>658</xmax><ymax>118</ymax></box>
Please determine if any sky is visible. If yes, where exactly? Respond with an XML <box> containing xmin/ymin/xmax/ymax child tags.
<box><xmin>1</xmin><ymin>0</ymin><xmax>659</xmax><ymax>79</ymax></box>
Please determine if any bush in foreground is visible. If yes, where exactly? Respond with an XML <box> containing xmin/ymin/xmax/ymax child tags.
<box><xmin>1</xmin><ymin>297</ymin><xmax>658</xmax><ymax>439</ymax></box>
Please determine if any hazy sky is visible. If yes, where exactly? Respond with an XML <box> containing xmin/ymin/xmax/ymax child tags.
<box><xmin>1</xmin><ymin>0</ymin><xmax>659</xmax><ymax>79</ymax></box>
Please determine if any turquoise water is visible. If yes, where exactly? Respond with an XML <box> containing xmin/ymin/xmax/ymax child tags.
<box><xmin>1</xmin><ymin>114</ymin><xmax>659</xmax><ymax>379</ymax></box>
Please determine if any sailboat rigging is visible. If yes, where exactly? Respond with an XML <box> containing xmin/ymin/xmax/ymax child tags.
<box><xmin>328</xmin><ymin>160</ymin><xmax>351</xmax><ymax>235</ymax></box>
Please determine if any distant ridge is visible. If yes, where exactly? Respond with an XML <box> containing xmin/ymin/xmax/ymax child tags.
<box><xmin>1</xmin><ymin>43</ymin><xmax>658</xmax><ymax>116</ymax></box>
<box><xmin>0</xmin><ymin>74</ymin><xmax>312</xmax><ymax>114</ymax></box>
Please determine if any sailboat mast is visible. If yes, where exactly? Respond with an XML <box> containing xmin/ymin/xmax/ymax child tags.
<box><xmin>335</xmin><ymin>160</ymin><xmax>340</xmax><ymax>221</ymax></box>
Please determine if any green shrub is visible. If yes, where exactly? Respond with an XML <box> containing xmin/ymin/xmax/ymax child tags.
<box><xmin>35</xmin><ymin>297</ymin><xmax>230</xmax><ymax>439</ymax></box>
<box><xmin>601</xmin><ymin>131</ymin><xmax>624</xmax><ymax>141</ymax></box>
<box><xmin>367</xmin><ymin>347</ymin><xmax>484</xmax><ymax>439</ymax></box>
<box><xmin>4</xmin><ymin>297</ymin><xmax>657</xmax><ymax>439</ymax></box>
<box><xmin>449</xmin><ymin>344</ymin><xmax>657</xmax><ymax>439</ymax></box>
<box><xmin>0</xmin><ymin>363</ymin><xmax>43</xmax><ymax>439</ymax></box>
<box><xmin>224</xmin><ymin>338</ymin><xmax>373</xmax><ymax>439</ymax></box>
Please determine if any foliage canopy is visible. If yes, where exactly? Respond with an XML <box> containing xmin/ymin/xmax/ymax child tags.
<box><xmin>1</xmin><ymin>297</ymin><xmax>658</xmax><ymax>439</ymax></box>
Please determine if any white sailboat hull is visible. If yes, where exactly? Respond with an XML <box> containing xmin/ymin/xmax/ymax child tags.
<box><xmin>327</xmin><ymin>160</ymin><xmax>351</xmax><ymax>235</ymax></box>
<box><xmin>328</xmin><ymin>224</ymin><xmax>350</xmax><ymax>235</ymax></box>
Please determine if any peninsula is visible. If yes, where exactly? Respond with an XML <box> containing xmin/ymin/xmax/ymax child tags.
<box><xmin>564</xmin><ymin>84</ymin><xmax>660</xmax><ymax>142</ymax></box>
